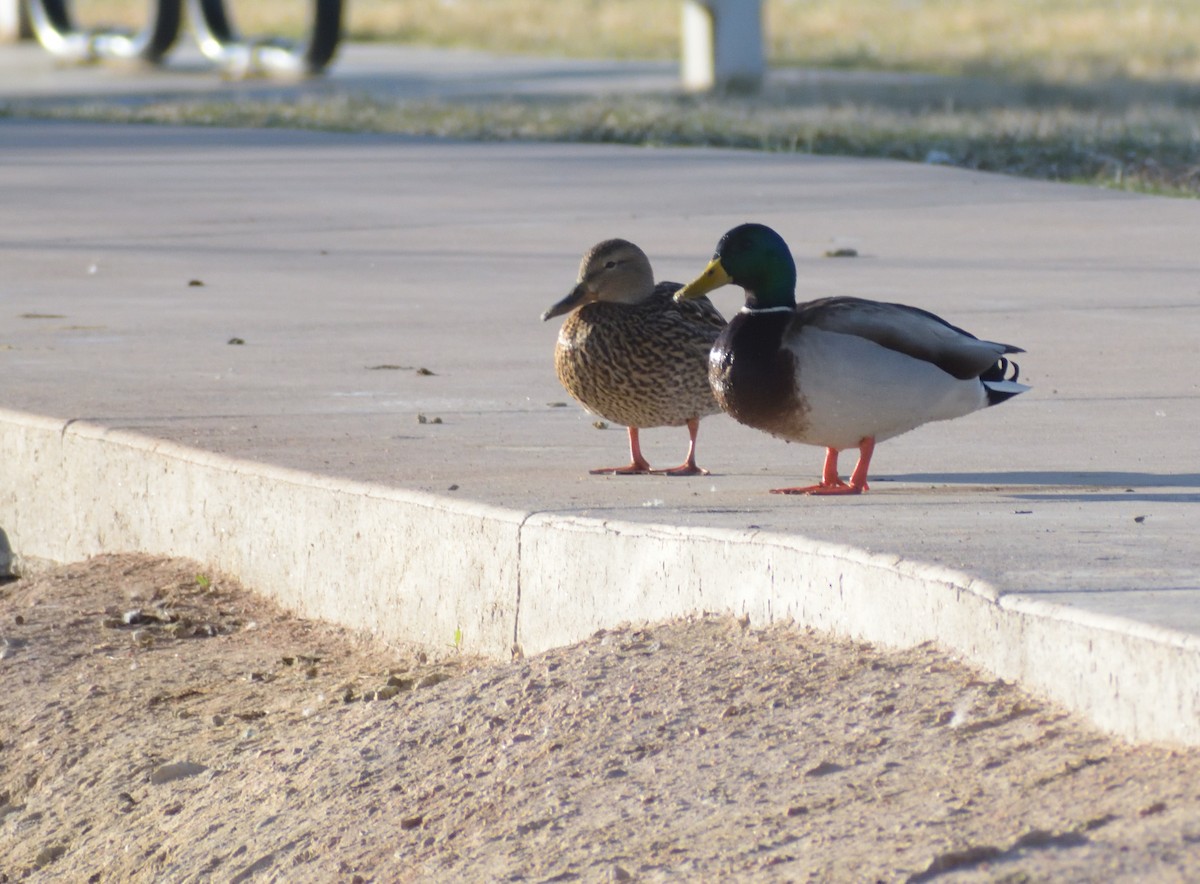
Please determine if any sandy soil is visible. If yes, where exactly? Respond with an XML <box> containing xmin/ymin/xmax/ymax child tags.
<box><xmin>2</xmin><ymin>554</ymin><xmax>1199</xmax><ymax>882</ymax></box>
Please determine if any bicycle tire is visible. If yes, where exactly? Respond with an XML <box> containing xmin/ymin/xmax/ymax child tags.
<box><xmin>188</xmin><ymin>0</ymin><xmax>342</xmax><ymax>76</ymax></box>
<box><xmin>27</xmin><ymin>0</ymin><xmax>182</xmax><ymax>64</ymax></box>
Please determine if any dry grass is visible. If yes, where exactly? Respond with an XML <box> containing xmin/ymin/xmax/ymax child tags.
<box><xmin>71</xmin><ymin>0</ymin><xmax>1200</xmax><ymax>82</ymax></box>
<box><xmin>767</xmin><ymin>0</ymin><xmax>1200</xmax><ymax>82</ymax></box>
<box><xmin>17</xmin><ymin>90</ymin><xmax>1199</xmax><ymax>196</ymax></box>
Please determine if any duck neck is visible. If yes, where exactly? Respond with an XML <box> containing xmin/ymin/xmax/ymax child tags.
<box><xmin>743</xmin><ymin>285</ymin><xmax>796</xmax><ymax>312</ymax></box>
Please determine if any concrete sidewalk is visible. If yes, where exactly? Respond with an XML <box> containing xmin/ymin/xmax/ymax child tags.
<box><xmin>1</xmin><ymin>68</ymin><xmax>1198</xmax><ymax>742</ymax></box>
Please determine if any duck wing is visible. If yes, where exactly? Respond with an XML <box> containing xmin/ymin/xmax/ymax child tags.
<box><xmin>655</xmin><ymin>281</ymin><xmax>726</xmax><ymax>331</ymax></box>
<box><xmin>794</xmin><ymin>296</ymin><xmax>1021</xmax><ymax>381</ymax></box>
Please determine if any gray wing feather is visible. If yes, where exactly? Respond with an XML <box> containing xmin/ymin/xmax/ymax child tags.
<box><xmin>795</xmin><ymin>297</ymin><xmax>1021</xmax><ymax>380</ymax></box>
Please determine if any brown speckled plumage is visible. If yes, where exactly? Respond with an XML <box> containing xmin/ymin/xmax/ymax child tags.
<box><xmin>542</xmin><ymin>239</ymin><xmax>726</xmax><ymax>474</ymax></box>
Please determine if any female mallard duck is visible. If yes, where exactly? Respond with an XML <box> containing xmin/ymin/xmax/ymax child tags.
<box><xmin>542</xmin><ymin>238</ymin><xmax>726</xmax><ymax>475</ymax></box>
<box><xmin>675</xmin><ymin>223</ymin><xmax>1028</xmax><ymax>495</ymax></box>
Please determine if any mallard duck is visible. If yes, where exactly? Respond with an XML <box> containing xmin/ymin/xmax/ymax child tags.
<box><xmin>542</xmin><ymin>238</ymin><xmax>726</xmax><ymax>475</ymax></box>
<box><xmin>675</xmin><ymin>223</ymin><xmax>1028</xmax><ymax>495</ymax></box>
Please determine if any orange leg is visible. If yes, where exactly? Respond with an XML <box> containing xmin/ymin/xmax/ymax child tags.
<box><xmin>590</xmin><ymin>426</ymin><xmax>653</xmax><ymax>475</ymax></box>
<box><xmin>771</xmin><ymin>437</ymin><xmax>875</xmax><ymax>496</ymax></box>
<box><xmin>655</xmin><ymin>417</ymin><xmax>710</xmax><ymax>477</ymax></box>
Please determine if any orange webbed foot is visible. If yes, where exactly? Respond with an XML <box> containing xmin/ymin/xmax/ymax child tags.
<box><xmin>590</xmin><ymin>427</ymin><xmax>653</xmax><ymax>475</ymax></box>
<box><xmin>654</xmin><ymin>463</ymin><xmax>710</xmax><ymax>477</ymax></box>
<box><xmin>590</xmin><ymin>462</ymin><xmax>653</xmax><ymax>475</ymax></box>
<box><xmin>770</xmin><ymin>440</ymin><xmax>873</xmax><ymax>496</ymax></box>
<box><xmin>770</xmin><ymin>480</ymin><xmax>862</xmax><ymax>496</ymax></box>
<box><xmin>651</xmin><ymin>419</ymin><xmax>709</xmax><ymax>477</ymax></box>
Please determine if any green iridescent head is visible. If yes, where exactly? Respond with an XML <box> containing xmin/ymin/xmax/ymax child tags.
<box><xmin>675</xmin><ymin>223</ymin><xmax>797</xmax><ymax>310</ymax></box>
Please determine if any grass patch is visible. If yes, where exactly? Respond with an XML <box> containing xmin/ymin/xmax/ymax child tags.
<box><xmin>9</xmin><ymin>90</ymin><xmax>1199</xmax><ymax>197</ymax></box>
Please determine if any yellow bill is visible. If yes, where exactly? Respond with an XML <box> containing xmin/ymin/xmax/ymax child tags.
<box><xmin>674</xmin><ymin>258</ymin><xmax>732</xmax><ymax>301</ymax></box>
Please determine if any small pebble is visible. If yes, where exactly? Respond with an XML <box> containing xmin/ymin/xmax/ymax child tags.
<box><xmin>415</xmin><ymin>672</ymin><xmax>451</xmax><ymax>690</ymax></box>
<box><xmin>35</xmin><ymin>844</ymin><xmax>66</xmax><ymax>867</ymax></box>
<box><xmin>149</xmin><ymin>761</ymin><xmax>208</xmax><ymax>785</ymax></box>
<box><xmin>805</xmin><ymin>760</ymin><xmax>845</xmax><ymax>777</ymax></box>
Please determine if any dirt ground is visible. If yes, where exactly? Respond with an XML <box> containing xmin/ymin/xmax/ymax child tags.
<box><xmin>1</xmin><ymin>555</ymin><xmax>1199</xmax><ymax>882</ymax></box>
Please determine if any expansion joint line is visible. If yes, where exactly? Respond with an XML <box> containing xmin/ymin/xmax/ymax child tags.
<box><xmin>59</xmin><ymin>417</ymin><xmax>83</xmax><ymax>441</ymax></box>
<box><xmin>512</xmin><ymin>509</ymin><xmax>540</xmax><ymax>659</ymax></box>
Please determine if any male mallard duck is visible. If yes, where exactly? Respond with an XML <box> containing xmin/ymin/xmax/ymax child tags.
<box><xmin>675</xmin><ymin>223</ymin><xmax>1028</xmax><ymax>495</ymax></box>
<box><xmin>542</xmin><ymin>238</ymin><xmax>726</xmax><ymax>475</ymax></box>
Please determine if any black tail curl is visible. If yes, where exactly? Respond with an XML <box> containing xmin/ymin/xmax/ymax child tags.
<box><xmin>981</xmin><ymin>356</ymin><xmax>1020</xmax><ymax>384</ymax></box>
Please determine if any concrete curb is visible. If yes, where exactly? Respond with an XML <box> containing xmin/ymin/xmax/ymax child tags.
<box><xmin>2</xmin><ymin>405</ymin><xmax>1198</xmax><ymax>745</ymax></box>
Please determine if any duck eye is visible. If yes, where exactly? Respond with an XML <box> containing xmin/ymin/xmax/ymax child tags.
<box><xmin>604</xmin><ymin>260</ymin><xmax>617</xmax><ymax>269</ymax></box>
